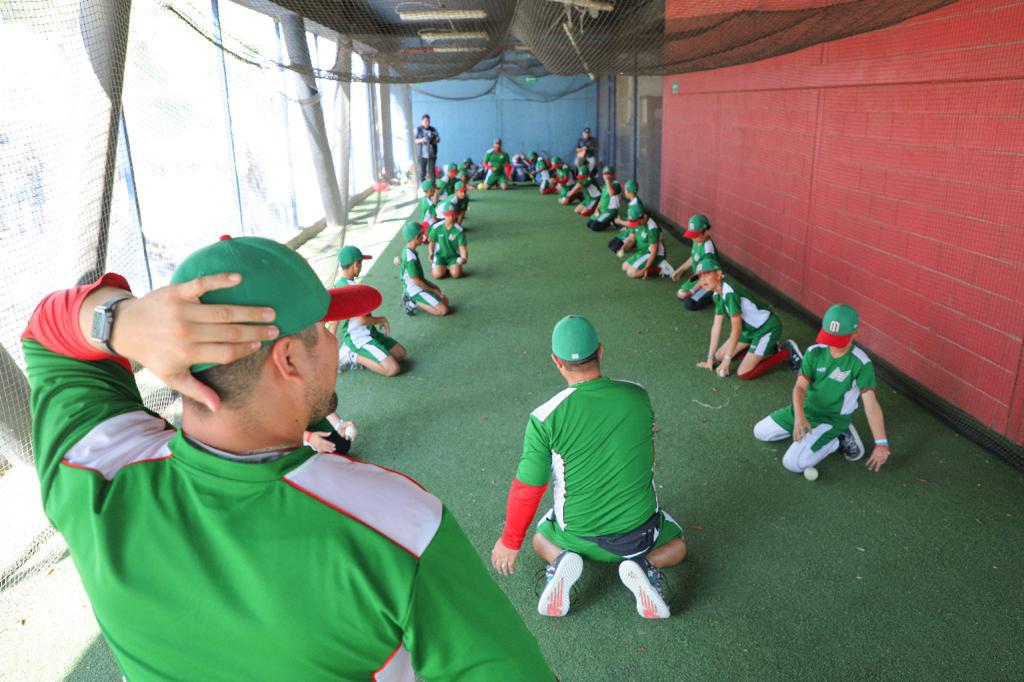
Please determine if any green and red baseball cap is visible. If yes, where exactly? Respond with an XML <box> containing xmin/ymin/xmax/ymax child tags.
<box><xmin>683</xmin><ymin>213</ymin><xmax>710</xmax><ymax>239</ymax></box>
<box><xmin>817</xmin><ymin>304</ymin><xmax>859</xmax><ymax>347</ymax></box>
<box><xmin>552</xmin><ymin>315</ymin><xmax>600</xmax><ymax>362</ymax></box>
<box><xmin>625</xmin><ymin>180</ymin><xmax>639</xmax><ymax>194</ymax></box>
<box><xmin>627</xmin><ymin>204</ymin><xmax>644</xmax><ymax>221</ymax></box>
<box><xmin>552</xmin><ymin>156</ymin><xmax>562</xmax><ymax>165</ymax></box>
<box><xmin>602</xmin><ymin>165</ymin><xmax>614</xmax><ymax>175</ymax></box>
<box><xmin>338</xmin><ymin>245</ymin><xmax>371</xmax><ymax>267</ymax></box>
<box><xmin>454</xmin><ymin>181</ymin><xmax>466</xmax><ymax>192</ymax></box>
<box><xmin>402</xmin><ymin>221</ymin><xmax>422</xmax><ymax>242</ymax></box>
<box><xmin>171</xmin><ymin>236</ymin><xmax>381</xmax><ymax>372</ymax></box>
<box><xmin>689</xmin><ymin>256</ymin><xmax>722</xmax><ymax>281</ymax></box>
<box><xmin>421</xmin><ymin>179</ymin><xmax>434</xmax><ymax>192</ymax></box>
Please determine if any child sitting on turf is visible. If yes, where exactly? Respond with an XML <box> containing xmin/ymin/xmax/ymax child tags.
<box><xmin>670</xmin><ymin>213</ymin><xmax>717</xmax><ymax>311</ymax></box>
<box><xmin>559</xmin><ymin>164</ymin><xmax>597</xmax><ymax>209</ymax></box>
<box><xmin>449</xmin><ymin>180</ymin><xmax>470</xmax><ymax>226</ymax></box>
<box><xmin>429</xmin><ymin>193</ymin><xmax>469</xmax><ymax>279</ymax></box>
<box><xmin>620</xmin><ymin>204</ymin><xmax>673</xmax><ymax>279</ymax></box>
<box><xmin>753</xmin><ymin>303</ymin><xmax>890</xmax><ymax>474</ymax></box>
<box><xmin>305</xmin><ymin>412</ymin><xmax>358</xmax><ymax>456</ymax></box>
<box><xmin>399</xmin><ymin>221</ymin><xmax>449</xmax><ymax>316</ymax></box>
<box><xmin>330</xmin><ymin>245</ymin><xmax>407</xmax><ymax>376</ymax></box>
<box><xmin>438</xmin><ymin>162</ymin><xmax>459</xmax><ymax>198</ymax></box>
<box><xmin>462</xmin><ymin>157</ymin><xmax>482</xmax><ymax>184</ymax></box>
<box><xmin>586</xmin><ymin>167</ymin><xmax>620</xmax><ymax>230</ymax></box>
<box><xmin>535</xmin><ymin>158</ymin><xmax>557</xmax><ymax>195</ymax></box>
<box><xmin>692</xmin><ymin>257</ymin><xmax>800</xmax><ymax>379</ymax></box>
<box><xmin>482</xmin><ymin>139</ymin><xmax>511</xmax><ymax>190</ymax></box>
<box><xmin>553</xmin><ymin>163</ymin><xmax>573</xmax><ymax>198</ymax></box>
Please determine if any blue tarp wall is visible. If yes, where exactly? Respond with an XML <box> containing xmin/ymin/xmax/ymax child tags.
<box><xmin>410</xmin><ymin>75</ymin><xmax>598</xmax><ymax>168</ymax></box>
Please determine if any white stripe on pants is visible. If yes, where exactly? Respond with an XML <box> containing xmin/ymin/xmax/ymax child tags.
<box><xmin>753</xmin><ymin>416</ymin><xmax>840</xmax><ymax>473</ymax></box>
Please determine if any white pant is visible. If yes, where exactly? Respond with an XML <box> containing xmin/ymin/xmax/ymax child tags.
<box><xmin>753</xmin><ymin>416</ymin><xmax>840</xmax><ymax>473</ymax></box>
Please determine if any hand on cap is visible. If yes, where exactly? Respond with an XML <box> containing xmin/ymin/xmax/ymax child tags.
<box><xmin>110</xmin><ymin>273</ymin><xmax>277</xmax><ymax>411</ymax></box>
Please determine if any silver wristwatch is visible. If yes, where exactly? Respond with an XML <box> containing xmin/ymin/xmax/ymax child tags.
<box><xmin>90</xmin><ymin>295</ymin><xmax>132</xmax><ymax>355</ymax></box>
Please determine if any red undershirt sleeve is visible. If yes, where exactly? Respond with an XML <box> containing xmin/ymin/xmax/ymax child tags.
<box><xmin>499</xmin><ymin>478</ymin><xmax>548</xmax><ymax>550</ymax></box>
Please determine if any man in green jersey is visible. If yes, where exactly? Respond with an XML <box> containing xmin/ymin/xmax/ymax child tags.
<box><xmin>22</xmin><ymin>235</ymin><xmax>550</xmax><ymax>680</ymax></box>
<box><xmin>620</xmin><ymin>204</ymin><xmax>674</xmax><ymax>279</ymax></box>
<box><xmin>429</xmin><ymin>188</ymin><xmax>469</xmax><ymax>279</ymax></box>
<box><xmin>331</xmin><ymin>245</ymin><xmax>406</xmax><ymax>376</ymax></box>
<box><xmin>482</xmin><ymin>138</ymin><xmax>511</xmax><ymax>190</ymax></box>
<box><xmin>670</xmin><ymin>213</ymin><xmax>717</xmax><ymax>311</ymax></box>
<box><xmin>399</xmin><ymin>221</ymin><xmax>449</xmax><ymax>316</ymax></box>
<box><xmin>692</xmin><ymin>257</ymin><xmax>800</xmax><ymax>380</ymax></box>
<box><xmin>754</xmin><ymin>304</ymin><xmax>892</xmax><ymax>474</ymax></box>
<box><xmin>491</xmin><ymin>315</ymin><xmax>686</xmax><ymax>620</ymax></box>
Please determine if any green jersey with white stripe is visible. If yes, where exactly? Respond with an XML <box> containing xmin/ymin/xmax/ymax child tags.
<box><xmin>22</xmin><ymin>279</ymin><xmax>552</xmax><ymax>681</ymax></box>
<box><xmin>713</xmin><ymin>280</ymin><xmax>777</xmax><ymax>332</ymax></box>
<box><xmin>515</xmin><ymin>377</ymin><xmax>658</xmax><ymax>537</ymax></box>
<box><xmin>429</xmin><ymin>223</ymin><xmax>466</xmax><ymax>261</ymax></box>
<box><xmin>597</xmin><ymin>185</ymin><xmax>619</xmax><ymax>214</ymax></box>
<box><xmin>418</xmin><ymin>195</ymin><xmax>436</xmax><ymax>223</ymax></box>
<box><xmin>400</xmin><ymin>246</ymin><xmax>426</xmax><ymax>296</ymax></box>
<box><xmin>635</xmin><ymin>223</ymin><xmax>665</xmax><ymax>257</ymax></box>
<box><xmin>335</xmin><ymin>277</ymin><xmax>374</xmax><ymax>349</ymax></box>
<box><xmin>690</xmin><ymin>238</ymin><xmax>716</xmax><ymax>272</ymax></box>
<box><xmin>800</xmin><ymin>344</ymin><xmax>877</xmax><ymax>426</ymax></box>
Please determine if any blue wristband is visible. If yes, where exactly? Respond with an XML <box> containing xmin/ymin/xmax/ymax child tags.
<box><xmin>875</xmin><ymin>439</ymin><xmax>889</xmax><ymax>446</ymax></box>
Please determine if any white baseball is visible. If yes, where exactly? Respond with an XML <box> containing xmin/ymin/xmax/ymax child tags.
<box><xmin>393</xmin><ymin>256</ymin><xmax>401</xmax><ymax>266</ymax></box>
<box><xmin>456</xmin><ymin>257</ymin><xmax>465</xmax><ymax>265</ymax></box>
<box><xmin>803</xmin><ymin>466</ymin><xmax>818</xmax><ymax>481</ymax></box>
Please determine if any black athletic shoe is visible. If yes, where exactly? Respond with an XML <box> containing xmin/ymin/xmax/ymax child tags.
<box><xmin>782</xmin><ymin>339</ymin><xmax>803</xmax><ymax>371</ymax></box>
<box><xmin>840</xmin><ymin>424</ymin><xmax>865</xmax><ymax>461</ymax></box>
<box><xmin>401</xmin><ymin>294</ymin><xmax>416</xmax><ymax>316</ymax></box>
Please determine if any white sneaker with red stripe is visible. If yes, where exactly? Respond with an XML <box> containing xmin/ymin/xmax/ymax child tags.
<box><xmin>537</xmin><ymin>551</ymin><xmax>583</xmax><ymax>617</ymax></box>
<box><xmin>619</xmin><ymin>559</ymin><xmax>670</xmax><ymax>619</ymax></box>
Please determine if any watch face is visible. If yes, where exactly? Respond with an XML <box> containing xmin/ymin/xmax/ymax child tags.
<box><xmin>91</xmin><ymin>307</ymin><xmax>110</xmax><ymax>341</ymax></box>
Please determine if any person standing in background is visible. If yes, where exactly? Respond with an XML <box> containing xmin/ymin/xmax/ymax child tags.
<box><xmin>575</xmin><ymin>127</ymin><xmax>597</xmax><ymax>175</ymax></box>
<box><xmin>415</xmin><ymin>114</ymin><xmax>440</xmax><ymax>185</ymax></box>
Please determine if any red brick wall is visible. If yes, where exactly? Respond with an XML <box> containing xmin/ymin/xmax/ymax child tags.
<box><xmin>661</xmin><ymin>0</ymin><xmax>1024</xmax><ymax>443</ymax></box>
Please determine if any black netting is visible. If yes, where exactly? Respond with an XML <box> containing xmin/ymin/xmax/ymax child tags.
<box><xmin>163</xmin><ymin>0</ymin><xmax>958</xmax><ymax>83</ymax></box>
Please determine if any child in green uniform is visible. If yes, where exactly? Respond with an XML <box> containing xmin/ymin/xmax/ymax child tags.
<box><xmin>670</xmin><ymin>213</ymin><xmax>717</xmax><ymax>310</ymax></box>
<box><xmin>490</xmin><ymin>316</ymin><xmax>686</xmax><ymax>619</ymax></box>
<box><xmin>429</xmin><ymin>192</ymin><xmax>469</xmax><ymax>279</ymax></box>
<box><xmin>331</xmin><ymin>245</ymin><xmax>406</xmax><ymax>376</ymax></box>
<box><xmin>399</xmin><ymin>221</ymin><xmax>449</xmax><ymax>316</ymax></box>
<box><xmin>754</xmin><ymin>304</ymin><xmax>891</xmax><ymax>474</ymax></box>
<box><xmin>438</xmin><ymin>162</ymin><xmax>459</xmax><ymax>197</ymax></box>
<box><xmin>482</xmin><ymin>139</ymin><xmax>511</xmax><ymax>190</ymax></box>
<box><xmin>559</xmin><ymin>164</ymin><xmax>596</xmax><ymax>209</ymax></box>
<box><xmin>692</xmin><ymin>257</ymin><xmax>800</xmax><ymax>379</ymax></box>
<box><xmin>621</xmin><ymin>204</ymin><xmax>673</xmax><ymax>279</ymax></box>
<box><xmin>417</xmin><ymin>179</ymin><xmax>438</xmax><ymax>240</ymax></box>
<box><xmin>554</xmin><ymin>165</ymin><xmax>573</xmax><ymax>199</ymax></box>
<box><xmin>587</xmin><ymin>169</ymin><xmax>621</xmax><ymax>231</ymax></box>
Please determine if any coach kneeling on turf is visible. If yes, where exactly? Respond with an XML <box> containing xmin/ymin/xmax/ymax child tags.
<box><xmin>491</xmin><ymin>315</ymin><xmax>687</xmax><ymax>619</ymax></box>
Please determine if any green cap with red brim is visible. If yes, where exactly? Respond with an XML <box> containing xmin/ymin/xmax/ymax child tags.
<box><xmin>402</xmin><ymin>221</ymin><xmax>422</xmax><ymax>242</ymax></box>
<box><xmin>627</xmin><ymin>204</ymin><xmax>644</xmax><ymax>220</ymax></box>
<box><xmin>551</xmin><ymin>315</ymin><xmax>599</xmax><ymax>362</ymax></box>
<box><xmin>171</xmin><ymin>236</ymin><xmax>381</xmax><ymax>372</ymax></box>
<box><xmin>689</xmin><ymin>256</ymin><xmax>722</xmax><ymax>282</ymax></box>
<box><xmin>683</xmin><ymin>213</ymin><xmax>710</xmax><ymax>239</ymax></box>
<box><xmin>817</xmin><ymin>303</ymin><xmax>859</xmax><ymax>347</ymax></box>
<box><xmin>338</xmin><ymin>244</ymin><xmax>372</xmax><ymax>267</ymax></box>
<box><xmin>602</xmin><ymin>165</ymin><xmax>614</xmax><ymax>175</ymax></box>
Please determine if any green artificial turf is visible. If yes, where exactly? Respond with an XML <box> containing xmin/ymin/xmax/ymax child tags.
<box><xmin>338</xmin><ymin>188</ymin><xmax>1024</xmax><ymax>681</ymax></box>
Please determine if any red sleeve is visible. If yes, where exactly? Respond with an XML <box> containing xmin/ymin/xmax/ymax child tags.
<box><xmin>499</xmin><ymin>477</ymin><xmax>548</xmax><ymax>550</ymax></box>
<box><xmin>22</xmin><ymin>273</ymin><xmax>133</xmax><ymax>371</ymax></box>
<box><xmin>503</xmin><ymin>162</ymin><xmax>512</xmax><ymax>179</ymax></box>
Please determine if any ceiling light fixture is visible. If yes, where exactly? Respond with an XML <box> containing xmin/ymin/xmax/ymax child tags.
<box><xmin>397</xmin><ymin>9</ymin><xmax>488</xmax><ymax>21</ymax></box>
<box><xmin>420</xmin><ymin>31</ymin><xmax>489</xmax><ymax>42</ymax></box>
<box><xmin>547</xmin><ymin>0</ymin><xmax>614</xmax><ymax>12</ymax></box>
<box><xmin>432</xmin><ymin>45</ymin><xmax>486</xmax><ymax>53</ymax></box>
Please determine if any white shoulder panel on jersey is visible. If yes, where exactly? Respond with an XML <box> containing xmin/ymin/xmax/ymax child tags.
<box><xmin>806</xmin><ymin>343</ymin><xmax>828</xmax><ymax>352</ymax></box>
<box><xmin>373</xmin><ymin>644</ymin><xmax>413</xmax><ymax>682</ymax></box>
<box><xmin>612</xmin><ymin>378</ymin><xmax>647</xmax><ymax>390</ymax></box>
<box><xmin>851</xmin><ymin>346</ymin><xmax>872</xmax><ymax>365</ymax></box>
<box><xmin>705</xmin><ymin>240</ymin><xmax>717</xmax><ymax>254</ymax></box>
<box><xmin>62</xmin><ymin>410</ymin><xmax>173</xmax><ymax>480</ymax></box>
<box><xmin>721</xmin><ymin>280</ymin><xmax>735</xmax><ymax>296</ymax></box>
<box><xmin>285</xmin><ymin>455</ymin><xmax>443</xmax><ymax>559</ymax></box>
<box><xmin>531</xmin><ymin>387</ymin><xmax>577</xmax><ymax>423</ymax></box>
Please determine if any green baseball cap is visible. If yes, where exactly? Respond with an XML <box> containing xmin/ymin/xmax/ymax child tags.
<box><xmin>684</xmin><ymin>213</ymin><xmax>710</xmax><ymax>238</ymax></box>
<box><xmin>627</xmin><ymin>204</ymin><xmax>644</xmax><ymax>221</ymax></box>
<box><xmin>494</xmin><ymin>138</ymin><xmax>502</xmax><ymax>145</ymax></box>
<box><xmin>528</xmin><ymin>151</ymin><xmax>538</xmax><ymax>159</ymax></box>
<box><xmin>171</xmin><ymin>236</ymin><xmax>381</xmax><ymax>372</ymax></box>
<box><xmin>536</xmin><ymin>158</ymin><xmax>547</xmax><ymax>169</ymax></box>
<box><xmin>552</xmin><ymin>156</ymin><xmax>561</xmax><ymax>164</ymax></box>
<box><xmin>463</xmin><ymin>157</ymin><xmax>473</xmax><ymax>165</ymax></box>
<box><xmin>447</xmin><ymin>163</ymin><xmax>458</xmax><ymax>174</ymax></box>
<box><xmin>610</xmin><ymin>181</ymin><xmax>621</xmax><ymax>193</ymax></box>
<box><xmin>551</xmin><ymin>315</ymin><xmax>600</xmax><ymax>362</ymax></box>
<box><xmin>625</xmin><ymin>180</ymin><xmax>638</xmax><ymax>193</ymax></box>
<box><xmin>454</xmin><ymin>181</ymin><xmax>466</xmax><ymax>191</ymax></box>
<box><xmin>817</xmin><ymin>304</ymin><xmax>859</xmax><ymax>347</ymax></box>
<box><xmin>338</xmin><ymin>244</ymin><xmax>371</xmax><ymax>267</ymax></box>
<box><xmin>402</xmin><ymin>221</ymin><xmax>422</xmax><ymax>242</ymax></box>
<box><xmin>420</xmin><ymin>179</ymin><xmax>434</xmax><ymax>192</ymax></box>
<box><xmin>602</xmin><ymin>165</ymin><xmax>614</xmax><ymax>175</ymax></box>
<box><xmin>689</xmin><ymin>256</ymin><xmax>722</xmax><ymax>282</ymax></box>
<box><xmin>434</xmin><ymin>178</ymin><xmax>446</xmax><ymax>189</ymax></box>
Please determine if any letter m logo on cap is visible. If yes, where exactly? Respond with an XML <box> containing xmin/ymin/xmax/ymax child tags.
<box><xmin>828</xmin><ymin>320</ymin><xmax>841</xmax><ymax>333</ymax></box>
